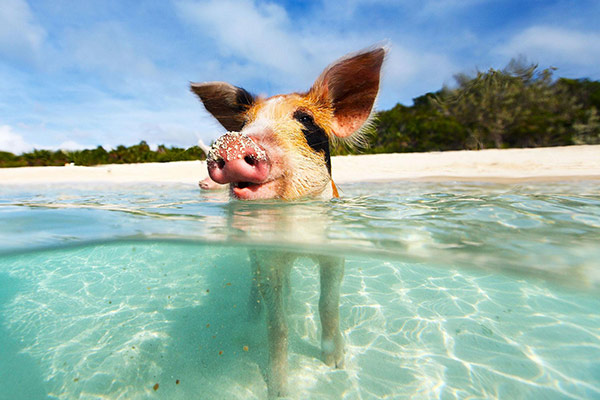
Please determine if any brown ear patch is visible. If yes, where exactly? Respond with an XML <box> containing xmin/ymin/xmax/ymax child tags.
<box><xmin>311</xmin><ymin>47</ymin><xmax>385</xmax><ymax>138</ymax></box>
<box><xmin>190</xmin><ymin>82</ymin><xmax>254</xmax><ymax>131</ymax></box>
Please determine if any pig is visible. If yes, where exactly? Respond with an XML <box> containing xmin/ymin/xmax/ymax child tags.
<box><xmin>190</xmin><ymin>47</ymin><xmax>385</xmax><ymax>397</ymax></box>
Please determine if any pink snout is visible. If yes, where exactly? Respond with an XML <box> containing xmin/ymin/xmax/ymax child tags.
<box><xmin>207</xmin><ymin>132</ymin><xmax>270</xmax><ymax>185</ymax></box>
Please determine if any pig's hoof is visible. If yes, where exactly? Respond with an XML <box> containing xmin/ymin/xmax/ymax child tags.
<box><xmin>322</xmin><ymin>349</ymin><xmax>345</xmax><ymax>369</ymax></box>
<box><xmin>267</xmin><ymin>377</ymin><xmax>287</xmax><ymax>399</ymax></box>
<box><xmin>322</xmin><ymin>334</ymin><xmax>345</xmax><ymax>368</ymax></box>
<box><xmin>198</xmin><ymin>177</ymin><xmax>222</xmax><ymax>190</ymax></box>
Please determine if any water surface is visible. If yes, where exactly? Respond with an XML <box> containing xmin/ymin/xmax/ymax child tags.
<box><xmin>0</xmin><ymin>181</ymin><xmax>599</xmax><ymax>399</ymax></box>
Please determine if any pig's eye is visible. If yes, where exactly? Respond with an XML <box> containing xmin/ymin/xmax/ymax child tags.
<box><xmin>293</xmin><ymin>110</ymin><xmax>315</xmax><ymax>125</ymax></box>
<box><xmin>298</xmin><ymin>114</ymin><xmax>312</xmax><ymax>124</ymax></box>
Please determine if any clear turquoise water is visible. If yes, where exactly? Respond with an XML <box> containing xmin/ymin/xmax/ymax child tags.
<box><xmin>0</xmin><ymin>181</ymin><xmax>599</xmax><ymax>399</ymax></box>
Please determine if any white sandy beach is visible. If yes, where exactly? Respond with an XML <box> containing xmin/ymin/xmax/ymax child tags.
<box><xmin>0</xmin><ymin>145</ymin><xmax>599</xmax><ymax>185</ymax></box>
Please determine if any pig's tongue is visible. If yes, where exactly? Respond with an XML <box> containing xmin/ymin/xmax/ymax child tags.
<box><xmin>207</xmin><ymin>132</ymin><xmax>270</xmax><ymax>185</ymax></box>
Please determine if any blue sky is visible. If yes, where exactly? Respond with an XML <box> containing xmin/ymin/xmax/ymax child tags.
<box><xmin>1</xmin><ymin>0</ymin><xmax>599</xmax><ymax>154</ymax></box>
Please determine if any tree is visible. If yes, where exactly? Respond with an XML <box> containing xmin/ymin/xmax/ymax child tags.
<box><xmin>435</xmin><ymin>59</ymin><xmax>583</xmax><ymax>149</ymax></box>
<box><xmin>556</xmin><ymin>78</ymin><xmax>600</xmax><ymax>144</ymax></box>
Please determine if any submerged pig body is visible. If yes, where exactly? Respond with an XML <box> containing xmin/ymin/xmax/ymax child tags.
<box><xmin>193</xmin><ymin>47</ymin><xmax>385</xmax><ymax>201</ymax></box>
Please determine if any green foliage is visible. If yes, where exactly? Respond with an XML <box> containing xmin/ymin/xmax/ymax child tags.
<box><xmin>371</xmin><ymin>103</ymin><xmax>468</xmax><ymax>153</ymax></box>
<box><xmin>331</xmin><ymin>94</ymin><xmax>469</xmax><ymax>155</ymax></box>
<box><xmin>435</xmin><ymin>60</ymin><xmax>583</xmax><ymax>149</ymax></box>
<box><xmin>0</xmin><ymin>142</ymin><xmax>207</xmax><ymax>168</ymax></box>
<box><xmin>0</xmin><ymin>151</ymin><xmax>27</xmax><ymax>168</ymax></box>
<box><xmin>556</xmin><ymin>78</ymin><xmax>600</xmax><ymax>144</ymax></box>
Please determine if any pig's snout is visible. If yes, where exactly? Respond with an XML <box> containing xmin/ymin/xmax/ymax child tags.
<box><xmin>207</xmin><ymin>132</ymin><xmax>270</xmax><ymax>185</ymax></box>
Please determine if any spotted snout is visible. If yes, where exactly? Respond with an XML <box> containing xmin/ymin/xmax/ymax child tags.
<box><xmin>207</xmin><ymin>132</ymin><xmax>270</xmax><ymax>185</ymax></box>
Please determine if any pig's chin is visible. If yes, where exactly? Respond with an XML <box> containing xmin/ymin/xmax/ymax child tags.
<box><xmin>230</xmin><ymin>179</ymin><xmax>280</xmax><ymax>200</ymax></box>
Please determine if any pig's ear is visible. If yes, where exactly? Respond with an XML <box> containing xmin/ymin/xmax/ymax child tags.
<box><xmin>190</xmin><ymin>82</ymin><xmax>254</xmax><ymax>131</ymax></box>
<box><xmin>311</xmin><ymin>47</ymin><xmax>385</xmax><ymax>138</ymax></box>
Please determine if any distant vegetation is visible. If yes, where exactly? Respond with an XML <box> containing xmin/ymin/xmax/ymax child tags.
<box><xmin>2</xmin><ymin>59</ymin><xmax>599</xmax><ymax>167</ymax></box>
<box><xmin>0</xmin><ymin>142</ymin><xmax>206</xmax><ymax>168</ymax></box>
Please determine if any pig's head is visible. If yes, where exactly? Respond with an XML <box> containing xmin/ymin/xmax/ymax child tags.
<box><xmin>191</xmin><ymin>47</ymin><xmax>385</xmax><ymax>200</ymax></box>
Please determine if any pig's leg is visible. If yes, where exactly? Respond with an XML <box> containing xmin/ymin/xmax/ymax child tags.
<box><xmin>317</xmin><ymin>255</ymin><xmax>345</xmax><ymax>368</ymax></box>
<box><xmin>248</xmin><ymin>250</ymin><xmax>262</xmax><ymax>318</ymax></box>
<box><xmin>256</xmin><ymin>251</ymin><xmax>294</xmax><ymax>397</ymax></box>
<box><xmin>282</xmin><ymin>259</ymin><xmax>293</xmax><ymax>313</ymax></box>
<box><xmin>248</xmin><ymin>251</ymin><xmax>292</xmax><ymax>317</ymax></box>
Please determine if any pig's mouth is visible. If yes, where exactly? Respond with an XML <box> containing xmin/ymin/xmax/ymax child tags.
<box><xmin>234</xmin><ymin>182</ymin><xmax>254</xmax><ymax>189</ymax></box>
<box><xmin>206</xmin><ymin>132</ymin><xmax>281</xmax><ymax>199</ymax></box>
<box><xmin>230</xmin><ymin>178</ymin><xmax>281</xmax><ymax>200</ymax></box>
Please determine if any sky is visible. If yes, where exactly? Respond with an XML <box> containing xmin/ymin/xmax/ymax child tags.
<box><xmin>1</xmin><ymin>0</ymin><xmax>599</xmax><ymax>154</ymax></box>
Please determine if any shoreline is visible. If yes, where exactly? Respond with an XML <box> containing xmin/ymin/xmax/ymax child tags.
<box><xmin>1</xmin><ymin>145</ymin><xmax>599</xmax><ymax>185</ymax></box>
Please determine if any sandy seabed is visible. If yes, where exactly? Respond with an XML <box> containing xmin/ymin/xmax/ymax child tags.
<box><xmin>1</xmin><ymin>145</ymin><xmax>599</xmax><ymax>185</ymax></box>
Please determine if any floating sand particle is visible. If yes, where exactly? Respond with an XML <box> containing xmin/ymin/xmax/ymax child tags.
<box><xmin>206</xmin><ymin>323</ymin><xmax>210</xmax><ymax>328</ymax></box>
<box><xmin>153</xmin><ymin>383</ymin><xmax>159</xmax><ymax>391</ymax></box>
